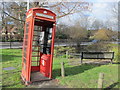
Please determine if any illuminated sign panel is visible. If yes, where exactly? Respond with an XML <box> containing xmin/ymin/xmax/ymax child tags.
<box><xmin>36</xmin><ymin>13</ymin><xmax>54</xmax><ymax>19</ymax></box>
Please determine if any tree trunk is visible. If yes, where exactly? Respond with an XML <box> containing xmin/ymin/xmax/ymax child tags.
<box><xmin>76</xmin><ymin>40</ymin><xmax>81</xmax><ymax>53</ymax></box>
<box><xmin>5</xmin><ymin>26</ymin><xmax>8</xmax><ymax>41</ymax></box>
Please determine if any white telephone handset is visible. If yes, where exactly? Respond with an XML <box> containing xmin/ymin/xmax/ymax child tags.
<box><xmin>39</xmin><ymin>32</ymin><xmax>44</xmax><ymax>44</ymax></box>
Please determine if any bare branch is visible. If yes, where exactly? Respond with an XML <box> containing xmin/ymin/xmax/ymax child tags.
<box><xmin>49</xmin><ymin>2</ymin><xmax>62</xmax><ymax>8</ymax></box>
<box><xmin>3</xmin><ymin>11</ymin><xmax>25</xmax><ymax>22</ymax></box>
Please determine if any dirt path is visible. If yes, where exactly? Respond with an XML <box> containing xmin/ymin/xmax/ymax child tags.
<box><xmin>27</xmin><ymin>79</ymin><xmax>65</xmax><ymax>88</ymax></box>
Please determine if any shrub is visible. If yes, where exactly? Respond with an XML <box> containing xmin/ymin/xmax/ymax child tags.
<box><xmin>54</xmin><ymin>46</ymin><xmax>75</xmax><ymax>58</ymax></box>
<box><xmin>86</xmin><ymin>42</ymin><xmax>112</xmax><ymax>52</ymax></box>
<box><xmin>112</xmin><ymin>45</ymin><xmax>120</xmax><ymax>62</ymax></box>
<box><xmin>114</xmin><ymin>53</ymin><xmax>120</xmax><ymax>62</ymax></box>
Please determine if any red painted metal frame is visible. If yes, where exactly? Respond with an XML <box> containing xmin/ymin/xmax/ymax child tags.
<box><xmin>21</xmin><ymin>8</ymin><xmax>56</xmax><ymax>85</ymax></box>
<box><xmin>49</xmin><ymin>23</ymin><xmax>56</xmax><ymax>78</ymax></box>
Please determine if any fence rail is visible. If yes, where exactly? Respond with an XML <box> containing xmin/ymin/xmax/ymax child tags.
<box><xmin>66</xmin><ymin>51</ymin><xmax>114</xmax><ymax>64</ymax></box>
<box><xmin>0</xmin><ymin>42</ymin><xmax>23</xmax><ymax>49</ymax></box>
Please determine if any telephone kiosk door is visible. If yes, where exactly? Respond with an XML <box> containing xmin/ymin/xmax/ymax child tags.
<box><xmin>39</xmin><ymin>27</ymin><xmax>53</xmax><ymax>77</ymax></box>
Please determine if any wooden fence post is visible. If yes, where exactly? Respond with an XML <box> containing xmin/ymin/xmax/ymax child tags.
<box><xmin>80</xmin><ymin>52</ymin><xmax>83</xmax><ymax>64</ymax></box>
<box><xmin>98</xmin><ymin>73</ymin><xmax>104</xmax><ymax>88</ymax></box>
<box><xmin>66</xmin><ymin>51</ymin><xmax>68</xmax><ymax>59</ymax></box>
<box><xmin>80</xmin><ymin>58</ymin><xmax>82</xmax><ymax>64</ymax></box>
<box><xmin>10</xmin><ymin>41</ymin><xmax>12</xmax><ymax>49</ymax></box>
<box><xmin>61</xmin><ymin>62</ymin><xmax>65</xmax><ymax>77</ymax></box>
<box><xmin>111</xmin><ymin>59</ymin><xmax>113</xmax><ymax>64</ymax></box>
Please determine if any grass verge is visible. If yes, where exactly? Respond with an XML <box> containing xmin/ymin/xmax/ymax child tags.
<box><xmin>1</xmin><ymin>49</ymin><xmax>119</xmax><ymax>88</ymax></box>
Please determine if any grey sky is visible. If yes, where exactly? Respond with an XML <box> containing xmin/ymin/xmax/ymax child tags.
<box><xmin>58</xmin><ymin>0</ymin><xmax>118</xmax><ymax>30</ymax></box>
<box><xmin>0</xmin><ymin>0</ymin><xmax>119</xmax><ymax>30</ymax></box>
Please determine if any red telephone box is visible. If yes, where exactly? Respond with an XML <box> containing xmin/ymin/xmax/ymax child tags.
<box><xmin>21</xmin><ymin>8</ymin><xmax>56</xmax><ymax>85</ymax></box>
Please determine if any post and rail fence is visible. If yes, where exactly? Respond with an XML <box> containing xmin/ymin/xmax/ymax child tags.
<box><xmin>66</xmin><ymin>51</ymin><xmax>114</xmax><ymax>64</ymax></box>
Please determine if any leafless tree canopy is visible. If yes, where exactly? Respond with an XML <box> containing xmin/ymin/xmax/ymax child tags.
<box><xmin>0</xmin><ymin>1</ymin><xmax>91</xmax><ymax>41</ymax></box>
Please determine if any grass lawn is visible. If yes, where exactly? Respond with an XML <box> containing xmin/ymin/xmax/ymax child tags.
<box><xmin>1</xmin><ymin>49</ymin><xmax>119</xmax><ymax>88</ymax></box>
<box><xmin>55</xmin><ymin>61</ymin><xmax>119</xmax><ymax>88</ymax></box>
<box><xmin>1</xmin><ymin>49</ymin><xmax>24</xmax><ymax>88</ymax></box>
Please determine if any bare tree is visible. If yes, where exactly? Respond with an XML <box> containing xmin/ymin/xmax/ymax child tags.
<box><xmin>91</xmin><ymin>20</ymin><xmax>106</xmax><ymax>30</ymax></box>
<box><xmin>111</xmin><ymin>2</ymin><xmax>118</xmax><ymax>17</ymax></box>
<box><xmin>65</xmin><ymin>21</ymin><xmax>88</xmax><ymax>52</ymax></box>
<box><xmin>2</xmin><ymin>1</ymin><xmax>91</xmax><ymax>21</ymax></box>
<box><xmin>75</xmin><ymin>15</ymin><xmax>92</xmax><ymax>30</ymax></box>
<box><xmin>105</xmin><ymin>2</ymin><xmax>118</xmax><ymax>30</ymax></box>
<box><xmin>30</xmin><ymin>1</ymin><xmax>92</xmax><ymax>19</ymax></box>
<box><xmin>0</xmin><ymin>1</ymin><xmax>91</xmax><ymax>41</ymax></box>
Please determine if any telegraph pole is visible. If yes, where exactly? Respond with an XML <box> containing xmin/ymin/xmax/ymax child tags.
<box><xmin>27</xmin><ymin>0</ymin><xmax>30</xmax><ymax>11</ymax></box>
<box><xmin>1</xmin><ymin>0</ymin><xmax>5</xmax><ymax>42</ymax></box>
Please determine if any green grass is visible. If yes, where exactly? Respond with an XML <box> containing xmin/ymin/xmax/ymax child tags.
<box><xmin>54</xmin><ymin>61</ymin><xmax>118</xmax><ymax>88</ymax></box>
<box><xmin>2</xmin><ymin>49</ymin><xmax>25</xmax><ymax>88</ymax></box>
<box><xmin>1</xmin><ymin>48</ymin><xmax>119</xmax><ymax>88</ymax></box>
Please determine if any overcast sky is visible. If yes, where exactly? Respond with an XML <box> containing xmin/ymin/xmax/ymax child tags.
<box><xmin>0</xmin><ymin>0</ymin><xmax>119</xmax><ymax>30</ymax></box>
<box><xmin>89</xmin><ymin>0</ymin><xmax>118</xmax><ymax>20</ymax></box>
<box><xmin>58</xmin><ymin>0</ymin><xmax>119</xmax><ymax>30</ymax></box>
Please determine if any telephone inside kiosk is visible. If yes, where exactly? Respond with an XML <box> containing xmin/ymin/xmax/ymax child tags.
<box><xmin>21</xmin><ymin>8</ymin><xmax>56</xmax><ymax>85</ymax></box>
